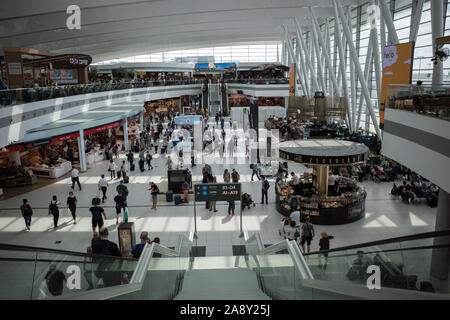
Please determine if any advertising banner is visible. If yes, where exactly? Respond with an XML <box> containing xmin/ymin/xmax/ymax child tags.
<box><xmin>289</xmin><ymin>63</ymin><xmax>296</xmax><ymax>96</ymax></box>
<box><xmin>380</xmin><ymin>42</ymin><xmax>414</xmax><ymax>129</ymax></box>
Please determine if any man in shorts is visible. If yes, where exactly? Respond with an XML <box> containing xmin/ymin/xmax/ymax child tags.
<box><xmin>114</xmin><ymin>190</ymin><xmax>126</xmax><ymax>225</ymax></box>
<box><xmin>300</xmin><ymin>216</ymin><xmax>315</xmax><ymax>253</ymax></box>
<box><xmin>90</xmin><ymin>198</ymin><xmax>107</xmax><ymax>234</ymax></box>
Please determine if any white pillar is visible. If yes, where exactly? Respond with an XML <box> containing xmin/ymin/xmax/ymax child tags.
<box><xmin>334</xmin><ymin>0</ymin><xmax>382</xmax><ymax>139</ymax></box>
<box><xmin>379</xmin><ymin>0</ymin><xmax>399</xmax><ymax>44</ymax></box>
<box><xmin>431</xmin><ymin>0</ymin><xmax>444</xmax><ymax>86</ymax></box>
<box><xmin>139</xmin><ymin>112</ymin><xmax>144</xmax><ymax>131</ymax></box>
<box><xmin>77</xmin><ymin>129</ymin><xmax>87</xmax><ymax>172</ymax></box>
<box><xmin>123</xmin><ymin>118</ymin><xmax>130</xmax><ymax>151</ymax></box>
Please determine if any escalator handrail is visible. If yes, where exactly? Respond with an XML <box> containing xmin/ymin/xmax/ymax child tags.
<box><xmin>0</xmin><ymin>243</ymin><xmax>137</xmax><ymax>262</ymax></box>
<box><xmin>303</xmin><ymin>229</ymin><xmax>450</xmax><ymax>256</ymax></box>
<box><xmin>50</xmin><ymin>233</ymin><xmax>194</xmax><ymax>300</ymax></box>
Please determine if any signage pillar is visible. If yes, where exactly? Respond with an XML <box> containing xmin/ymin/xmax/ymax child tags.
<box><xmin>123</xmin><ymin>118</ymin><xmax>130</xmax><ymax>151</ymax></box>
<box><xmin>77</xmin><ymin>129</ymin><xmax>87</xmax><ymax>172</ymax></box>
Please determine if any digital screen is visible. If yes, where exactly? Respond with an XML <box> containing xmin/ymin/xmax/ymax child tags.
<box><xmin>195</xmin><ymin>62</ymin><xmax>236</xmax><ymax>72</ymax></box>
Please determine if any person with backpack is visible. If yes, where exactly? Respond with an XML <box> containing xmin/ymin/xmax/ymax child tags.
<box><xmin>20</xmin><ymin>199</ymin><xmax>33</xmax><ymax>231</ymax></box>
<box><xmin>150</xmin><ymin>182</ymin><xmax>159</xmax><ymax>210</ymax></box>
<box><xmin>66</xmin><ymin>192</ymin><xmax>77</xmax><ymax>224</ymax></box>
<box><xmin>300</xmin><ymin>216</ymin><xmax>315</xmax><ymax>253</ymax></box>
<box><xmin>131</xmin><ymin>232</ymin><xmax>151</xmax><ymax>259</ymax></box>
<box><xmin>114</xmin><ymin>190</ymin><xmax>126</xmax><ymax>225</ymax></box>
<box><xmin>261</xmin><ymin>176</ymin><xmax>270</xmax><ymax>205</ymax></box>
<box><xmin>145</xmin><ymin>151</ymin><xmax>153</xmax><ymax>170</ymax></box>
<box><xmin>116</xmin><ymin>180</ymin><xmax>129</xmax><ymax>201</ymax></box>
<box><xmin>231</xmin><ymin>169</ymin><xmax>240</xmax><ymax>183</ymax></box>
<box><xmin>48</xmin><ymin>195</ymin><xmax>60</xmax><ymax>228</ymax></box>
<box><xmin>90</xmin><ymin>198</ymin><xmax>107</xmax><ymax>234</ymax></box>
<box><xmin>251</xmin><ymin>162</ymin><xmax>261</xmax><ymax>181</ymax></box>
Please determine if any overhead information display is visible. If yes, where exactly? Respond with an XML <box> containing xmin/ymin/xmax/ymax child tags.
<box><xmin>194</xmin><ymin>183</ymin><xmax>241</xmax><ymax>201</ymax></box>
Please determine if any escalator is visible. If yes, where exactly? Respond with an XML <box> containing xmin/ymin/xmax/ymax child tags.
<box><xmin>1</xmin><ymin>231</ymin><xmax>449</xmax><ymax>300</ymax></box>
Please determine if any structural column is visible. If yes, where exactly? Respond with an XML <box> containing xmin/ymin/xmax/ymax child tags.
<box><xmin>8</xmin><ymin>151</ymin><xmax>21</xmax><ymax>166</ymax></box>
<box><xmin>431</xmin><ymin>0</ymin><xmax>444</xmax><ymax>86</ymax></box>
<box><xmin>139</xmin><ymin>112</ymin><xmax>144</xmax><ymax>132</ymax></box>
<box><xmin>77</xmin><ymin>129</ymin><xmax>87</xmax><ymax>172</ymax></box>
<box><xmin>313</xmin><ymin>165</ymin><xmax>329</xmax><ymax>197</ymax></box>
<box><xmin>123</xmin><ymin>118</ymin><xmax>130</xmax><ymax>151</ymax></box>
<box><xmin>431</xmin><ymin>189</ymin><xmax>450</xmax><ymax>281</ymax></box>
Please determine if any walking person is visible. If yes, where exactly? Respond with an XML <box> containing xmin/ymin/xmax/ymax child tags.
<box><xmin>114</xmin><ymin>190</ymin><xmax>126</xmax><ymax>225</ymax></box>
<box><xmin>318</xmin><ymin>232</ymin><xmax>334</xmax><ymax>270</ymax></box>
<box><xmin>145</xmin><ymin>151</ymin><xmax>153</xmax><ymax>170</ymax></box>
<box><xmin>127</xmin><ymin>150</ymin><xmax>134</xmax><ymax>169</ymax></box>
<box><xmin>150</xmin><ymin>182</ymin><xmax>159</xmax><ymax>210</ymax></box>
<box><xmin>261</xmin><ymin>176</ymin><xmax>270</xmax><ymax>204</ymax></box>
<box><xmin>300</xmin><ymin>216</ymin><xmax>315</xmax><ymax>253</ymax></box>
<box><xmin>71</xmin><ymin>167</ymin><xmax>82</xmax><ymax>190</ymax></box>
<box><xmin>109</xmin><ymin>159</ymin><xmax>117</xmax><ymax>179</ymax></box>
<box><xmin>154</xmin><ymin>138</ymin><xmax>159</xmax><ymax>154</ymax></box>
<box><xmin>20</xmin><ymin>199</ymin><xmax>33</xmax><ymax>231</ymax></box>
<box><xmin>48</xmin><ymin>195</ymin><xmax>60</xmax><ymax>228</ymax></box>
<box><xmin>66</xmin><ymin>192</ymin><xmax>77</xmax><ymax>224</ymax></box>
<box><xmin>177</xmin><ymin>148</ymin><xmax>184</xmax><ymax>168</ymax></box>
<box><xmin>119</xmin><ymin>160</ymin><xmax>128</xmax><ymax>181</ymax></box>
<box><xmin>98</xmin><ymin>174</ymin><xmax>109</xmax><ymax>203</ymax></box>
<box><xmin>251</xmin><ymin>162</ymin><xmax>261</xmax><ymax>181</ymax></box>
<box><xmin>116</xmin><ymin>180</ymin><xmax>129</xmax><ymax>201</ymax></box>
<box><xmin>166</xmin><ymin>156</ymin><xmax>173</xmax><ymax>170</ymax></box>
<box><xmin>90</xmin><ymin>198</ymin><xmax>107</xmax><ymax>234</ymax></box>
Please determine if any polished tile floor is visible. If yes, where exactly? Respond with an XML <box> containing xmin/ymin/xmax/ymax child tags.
<box><xmin>0</xmin><ymin>122</ymin><xmax>438</xmax><ymax>257</ymax></box>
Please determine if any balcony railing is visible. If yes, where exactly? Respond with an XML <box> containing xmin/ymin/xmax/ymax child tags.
<box><xmin>225</xmin><ymin>78</ymin><xmax>289</xmax><ymax>85</ymax></box>
<box><xmin>387</xmin><ymin>84</ymin><xmax>450</xmax><ymax>121</ymax></box>
<box><xmin>0</xmin><ymin>80</ymin><xmax>202</xmax><ymax>107</ymax></box>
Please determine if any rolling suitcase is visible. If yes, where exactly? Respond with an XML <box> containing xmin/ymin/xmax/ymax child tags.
<box><xmin>174</xmin><ymin>195</ymin><xmax>182</xmax><ymax>205</ymax></box>
<box><xmin>166</xmin><ymin>192</ymin><xmax>173</xmax><ymax>202</ymax></box>
<box><xmin>130</xmin><ymin>164</ymin><xmax>135</xmax><ymax>171</ymax></box>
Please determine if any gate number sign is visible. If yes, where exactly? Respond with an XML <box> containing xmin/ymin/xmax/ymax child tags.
<box><xmin>194</xmin><ymin>183</ymin><xmax>241</xmax><ymax>201</ymax></box>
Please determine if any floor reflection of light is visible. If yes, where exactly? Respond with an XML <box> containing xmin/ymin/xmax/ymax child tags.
<box><xmin>409</xmin><ymin>211</ymin><xmax>429</xmax><ymax>226</ymax></box>
<box><xmin>363</xmin><ymin>214</ymin><xmax>397</xmax><ymax>228</ymax></box>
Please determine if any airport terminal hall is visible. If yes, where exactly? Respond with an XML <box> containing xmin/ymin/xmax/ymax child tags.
<box><xmin>0</xmin><ymin>0</ymin><xmax>450</xmax><ymax>303</ymax></box>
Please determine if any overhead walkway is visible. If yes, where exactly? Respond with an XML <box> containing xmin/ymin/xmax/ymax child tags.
<box><xmin>1</xmin><ymin>231</ymin><xmax>449</xmax><ymax>300</ymax></box>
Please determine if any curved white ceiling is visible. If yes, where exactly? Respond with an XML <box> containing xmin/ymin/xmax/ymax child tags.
<box><xmin>0</xmin><ymin>0</ymin><xmax>359</xmax><ymax>63</ymax></box>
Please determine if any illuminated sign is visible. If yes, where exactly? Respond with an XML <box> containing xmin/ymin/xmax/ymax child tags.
<box><xmin>194</xmin><ymin>183</ymin><xmax>242</xmax><ymax>201</ymax></box>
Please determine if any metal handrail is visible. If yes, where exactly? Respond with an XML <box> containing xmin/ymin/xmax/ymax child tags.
<box><xmin>242</xmin><ymin>230</ymin><xmax>450</xmax><ymax>300</ymax></box>
<box><xmin>51</xmin><ymin>233</ymin><xmax>194</xmax><ymax>300</ymax></box>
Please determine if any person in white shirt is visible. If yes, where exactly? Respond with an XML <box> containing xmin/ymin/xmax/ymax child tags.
<box><xmin>328</xmin><ymin>171</ymin><xmax>337</xmax><ymax>195</ymax></box>
<box><xmin>289</xmin><ymin>209</ymin><xmax>301</xmax><ymax>227</ymax></box>
<box><xmin>289</xmin><ymin>172</ymin><xmax>299</xmax><ymax>186</ymax></box>
<box><xmin>71</xmin><ymin>168</ymin><xmax>81</xmax><ymax>190</ymax></box>
<box><xmin>109</xmin><ymin>160</ymin><xmax>118</xmax><ymax>179</ymax></box>
<box><xmin>98</xmin><ymin>174</ymin><xmax>109</xmax><ymax>203</ymax></box>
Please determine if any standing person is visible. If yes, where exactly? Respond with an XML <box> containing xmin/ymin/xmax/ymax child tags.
<box><xmin>66</xmin><ymin>192</ymin><xmax>77</xmax><ymax>224</ymax></box>
<box><xmin>154</xmin><ymin>138</ymin><xmax>159</xmax><ymax>154</ymax></box>
<box><xmin>71</xmin><ymin>167</ymin><xmax>82</xmax><ymax>190</ymax></box>
<box><xmin>215</xmin><ymin>112</ymin><xmax>219</xmax><ymax>126</ymax></box>
<box><xmin>166</xmin><ymin>156</ymin><xmax>173</xmax><ymax>170</ymax></box>
<box><xmin>177</xmin><ymin>148</ymin><xmax>184</xmax><ymax>168</ymax></box>
<box><xmin>289</xmin><ymin>208</ymin><xmax>301</xmax><ymax>227</ymax></box>
<box><xmin>229</xmin><ymin>118</ymin><xmax>232</xmax><ymax>129</ymax></box>
<box><xmin>131</xmin><ymin>232</ymin><xmax>151</xmax><ymax>259</ymax></box>
<box><xmin>181</xmin><ymin>180</ymin><xmax>190</xmax><ymax>203</ymax></box>
<box><xmin>45</xmin><ymin>265</ymin><xmax>67</xmax><ymax>296</ymax></box>
<box><xmin>227</xmin><ymin>200</ymin><xmax>235</xmax><ymax>216</ymax></box>
<box><xmin>300</xmin><ymin>216</ymin><xmax>315</xmax><ymax>253</ymax></box>
<box><xmin>90</xmin><ymin>198</ymin><xmax>107</xmax><ymax>234</ymax></box>
<box><xmin>209</xmin><ymin>176</ymin><xmax>218</xmax><ymax>212</ymax></box>
<box><xmin>48</xmin><ymin>195</ymin><xmax>60</xmax><ymax>228</ymax></box>
<box><xmin>220</xmin><ymin>117</ymin><xmax>225</xmax><ymax>130</ymax></box>
<box><xmin>223</xmin><ymin>169</ymin><xmax>231</xmax><ymax>183</ymax></box>
<box><xmin>20</xmin><ymin>199</ymin><xmax>33</xmax><ymax>231</ymax></box>
<box><xmin>98</xmin><ymin>174</ymin><xmax>109</xmax><ymax>203</ymax></box>
<box><xmin>261</xmin><ymin>176</ymin><xmax>270</xmax><ymax>205</ymax></box>
<box><xmin>119</xmin><ymin>160</ymin><xmax>128</xmax><ymax>181</ymax></box>
<box><xmin>145</xmin><ymin>151</ymin><xmax>153</xmax><ymax>170</ymax></box>
<box><xmin>114</xmin><ymin>190</ymin><xmax>126</xmax><ymax>225</ymax></box>
<box><xmin>127</xmin><ymin>150</ymin><xmax>134</xmax><ymax>169</ymax></box>
<box><xmin>318</xmin><ymin>232</ymin><xmax>334</xmax><ymax>270</ymax></box>
<box><xmin>109</xmin><ymin>159</ymin><xmax>117</xmax><ymax>180</ymax></box>
<box><xmin>231</xmin><ymin>169</ymin><xmax>240</xmax><ymax>183</ymax></box>
<box><xmin>150</xmin><ymin>182</ymin><xmax>159</xmax><ymax>210</ymax></box>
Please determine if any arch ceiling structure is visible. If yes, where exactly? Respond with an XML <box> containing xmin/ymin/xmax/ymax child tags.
<box><xmin>0</xmin><ymin>0</ymin><xmax>359</xmax><ymax>63</ymax></box>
